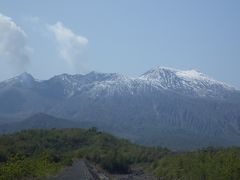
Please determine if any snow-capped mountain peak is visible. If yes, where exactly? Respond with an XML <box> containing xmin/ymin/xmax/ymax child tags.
<box><xmin>1</xmin><ymin>72</ymin><xmax>35</xmax><ymax>88</ymax></box>
<box><xmin>140</xmin><ymin>66</ymin><xmax>210</xmax><ymax>81</ymax></box>
<box><xmin>140</xmin><ymin>66</ymin><xmax>177</xmax><ymax>80</ymax></box>
<box><xmin>139</xmin><ymin>66</ymin><xmax>236</xmax><ymax>97</ymax></box>
<box><xmin>15</xmin><ymin>72</ymin><xmax>35</xmax><ymax>82</ymax></box>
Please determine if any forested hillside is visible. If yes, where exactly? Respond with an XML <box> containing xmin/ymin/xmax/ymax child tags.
<box><xmin>0</xmin><ymin>128</ymin><xmax>167</xmax><ymax>179</ymax></box>
<box><xmin>153</xmin><ymin>147</ymin><xmax>240</xmax><ymax>180</ymax></box>
<box><xmin>0</xmin><ymin>128</ymin><xmax>240</xmax><ymax>180</ymax></box>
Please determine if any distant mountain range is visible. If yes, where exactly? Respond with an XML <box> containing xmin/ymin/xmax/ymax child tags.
<box><xmin>0</xmin><ymin>66</ymin><xmax>240</xmax><ymax>150</ymax></box>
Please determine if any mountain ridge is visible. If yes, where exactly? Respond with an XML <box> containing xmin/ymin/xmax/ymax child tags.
<box><xmin>1</xmin><ymin>66</ymin><xmax>237</xmax><ymax>98</ymax></box>
<box><xmin>0</xmin><ymin>66</ymin><xmax>240</xmax><ymax>150</ymax></box>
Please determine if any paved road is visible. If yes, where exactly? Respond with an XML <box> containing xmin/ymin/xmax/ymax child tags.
<box><xmin>47</xmin><ymin>160</ymin><xmax>99</xmax><ymax>180</ymax></box>
<box><xmin>46</xmin><ymin>160</ymin><xmax>157</xmax><ymax>180</ymax></box>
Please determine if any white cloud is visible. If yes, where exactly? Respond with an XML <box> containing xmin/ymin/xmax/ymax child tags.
<box><xmin>0</xmin><ymin>13</ymin><xmax>30</xmax><ymax>73</ymax></box>
<box><xmin>48</xmin><ymin>22</ymin><xmax>88</xmax><ymax>70</ymax></box>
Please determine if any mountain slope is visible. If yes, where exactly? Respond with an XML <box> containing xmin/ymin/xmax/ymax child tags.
<box><xmin>0</xmin><ymin>67</ymin><xmax>240</xmax><ymax>150</ymax></box>
<box><xmin>0</xmin><ymin>113</ymin><xmax>81</xmax><ymax>133</ymax></box>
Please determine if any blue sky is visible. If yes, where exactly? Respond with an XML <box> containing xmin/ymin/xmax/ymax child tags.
<box><xmin>0</xmin><ymin>0</ymin><xmax>240</xmax><ymax>87</ymax></box>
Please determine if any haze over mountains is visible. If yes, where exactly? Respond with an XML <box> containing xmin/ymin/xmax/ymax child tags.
<box><xmin>0</xmin><ymin>66</ymin><xmax>240</xmax><ymax>150</ymax></box>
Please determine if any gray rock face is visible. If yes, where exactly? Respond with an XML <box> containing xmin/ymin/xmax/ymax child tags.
<box><xmin>0</xmin><ymin>67</ymin><xmax>240</xmax><ymax>150</ymax></box>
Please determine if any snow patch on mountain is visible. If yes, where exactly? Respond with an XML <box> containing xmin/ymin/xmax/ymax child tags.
<box><xmin>0</xmin><ymin>67</ymin><xmax>237</xmax><ymax>98</ymax></box>
<box><xmin>0</xmin><ymin>72</ymin><xmax>36</xmax><ymax>88</ymax></box>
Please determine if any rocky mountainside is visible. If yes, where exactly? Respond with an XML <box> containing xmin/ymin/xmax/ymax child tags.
<box><xmin>0</xmin><ymin>67</ymin><xmax>240</xmax><ymax>150</ymax></box>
